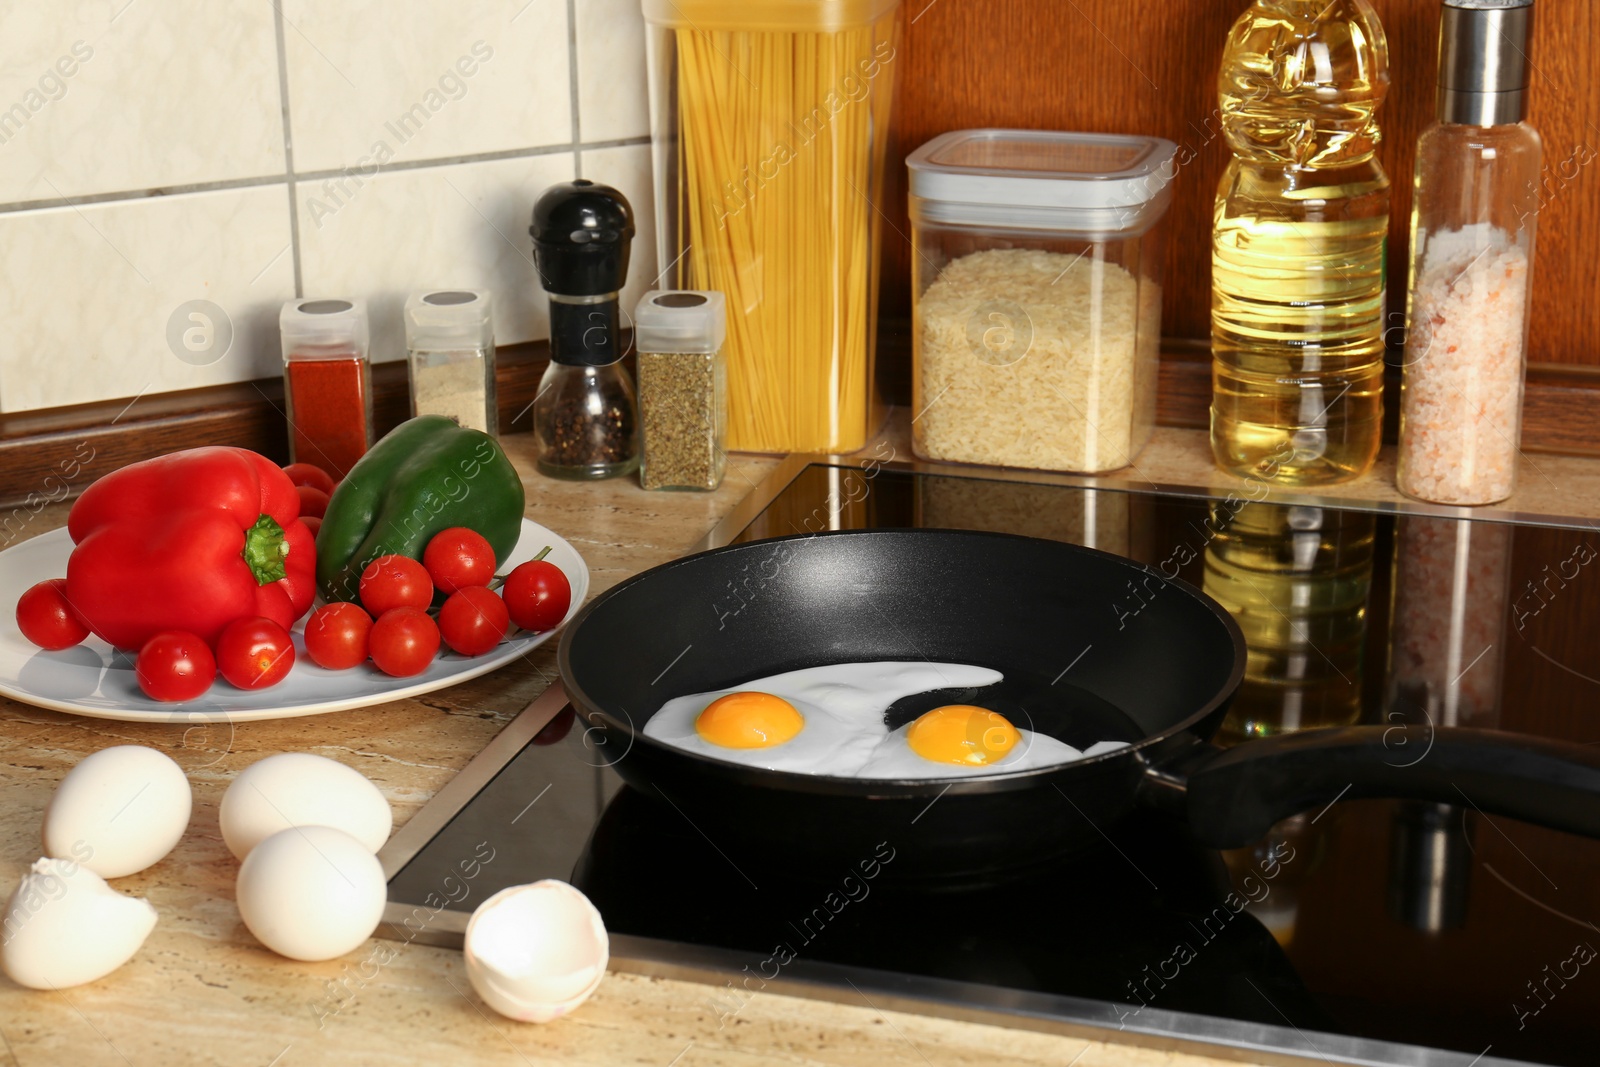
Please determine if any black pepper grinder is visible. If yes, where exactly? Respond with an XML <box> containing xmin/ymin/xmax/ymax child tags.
<box><xmin>530</xmin><ymin>180</ymin><xmax>640</xmax><ymax>480</ymax></box>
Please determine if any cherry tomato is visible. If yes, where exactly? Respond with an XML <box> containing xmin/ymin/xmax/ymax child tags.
<box><xmin>369</xmin><ymin>608</ymin><xmax>439</xmax><ymax>677</ymax></box>
<box><xmin>302</xmin><ymin>515</ymin><xmax>322</xmax><ymax>540</ymax></box>
<box><xmin>501</xmin><ymin>555</ymin><xmax>571</xmax><ymax>633</ymax></box>
<box><xmin>295</xmin><ymin>484</ymin><xmax>330</xmax><ymax>519</ymax></box>
<box><xmin>16</xmin><ymin>578</ymin><xmax>90</xmax><ymax>650</ymax></box>
<box><xmin>303</xmin><ymin>602</ymin><xmax>372</xmax><ymax>670</ymax></box>
<box><xmin>216</xmin><ymin>616</ymin><xmax>296</xmax><ymax>689</ymax></box>
<box><xmin>135</xmin><ymin>631</ymin><xmax>216</xmax><ymax>702</ymax></box>
<box><xmin>437</xmin><ymin>587</ymin><xmax>509</xmax><ymax>657</ymax></box>
<box><xmin>282</xmin><ymin>462</ymin><xmax>336</xmax><ymax>497</ymax></box>
<box><xmin>423</xmin><ymin>527</ymin><xmax>497</xmax><ymax>595</ymax></box>
<box><xmin>359</xmin><ymin>555</ymin><xmax>433</xmax><ymax>615</ymax></box>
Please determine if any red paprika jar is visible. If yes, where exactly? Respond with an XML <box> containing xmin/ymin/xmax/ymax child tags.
<box><xmin>279</xmin><ymin>298</ymin><xmax>373</xmax><ymax>480</ymax></box>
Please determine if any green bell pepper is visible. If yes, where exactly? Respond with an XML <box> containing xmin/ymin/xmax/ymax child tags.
<box><xmin>316</xmin><ymin>415</ymin><xmax>526</xmax><ymax>603</ymax></box>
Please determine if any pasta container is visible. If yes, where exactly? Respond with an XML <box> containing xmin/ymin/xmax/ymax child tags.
<box><xmin>907</xmin><ymin>129</ymin><xmax>1176</xmax><ymax>474</ymax></box>
<box><xmin>643</xmin><ymin>0</ymin><xmax>901</xmax><ymax>454</ymax></box>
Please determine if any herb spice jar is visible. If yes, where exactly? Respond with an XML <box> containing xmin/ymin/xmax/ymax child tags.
<box><xmin>279</xmin><ymin>298</ymin><xmax>372</xmax><ymax>480</ymax></box>
<box><xmin>405</xmin><ymin>289</ymin><xmax>496</xmax><ymax>434</ymax></box>
<box><xmin>636</xmin><ymin>290</ymin><xmax>727</xmax><ymax>491</ymax></box>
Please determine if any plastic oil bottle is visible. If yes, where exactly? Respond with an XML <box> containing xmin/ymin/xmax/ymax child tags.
<box><xmin>1211</xmin><ymin>0</ymin><xmax>1391</xmax><ymax>485</ymax></box>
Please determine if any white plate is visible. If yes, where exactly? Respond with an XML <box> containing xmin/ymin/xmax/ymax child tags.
<box><xmin>0</xmin><ymin>518</ymin><xmax>587</xmax><ymax>723</ymax></box>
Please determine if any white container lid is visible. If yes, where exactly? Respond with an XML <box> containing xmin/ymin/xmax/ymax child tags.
<box><xmin>405</xmin><ymin>289</ymin><xmax>494</xmax><ymax>350</ymax></box>
<box><xmin>280</xmin><ymin>298</ymin><xmax>369</xmax><ymax>358</ymax></box>
<box><xmin>907</xmin><ymin>129</ymin><xmax>1178</xmax><ymax>235</ymax></box>
<box><xmin>634</xmin><ymin>290</ymin><xmax>726</xmax><ymax>354</ymax></box>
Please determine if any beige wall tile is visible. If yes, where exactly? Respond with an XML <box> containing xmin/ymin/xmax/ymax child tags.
<box><xmin>0</xmin><ymin>1</ymin><xmax>284</xmax><ymax>203</ymax></box>
<box><xmin>575</xmin><ymin>0</ymin><xmax>650</xmax><ymax>143</ymax></box>
<box><xmin>0</xmin><ymin>185</ymin><xmax>296</xmax><ymax>412</ymax></box>
<box><xmin>297</xmin><ymin>153</ymin><xmax>577</xmax><ymax>364</ymax></box>
<box><xmin>582</xmin><ymin>144</ymin><xmax>659</xmax><ymax>335</ymax></box>
<box><xmin>282</xmin><ymin>0</ymin><xmax>571</xmax><ymax>174</ymax></box>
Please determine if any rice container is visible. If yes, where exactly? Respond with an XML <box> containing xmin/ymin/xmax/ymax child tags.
<box><xmin>907</xmin><ymin>129</ymin><xmax>1176</xmax><ymax>474</ymax></box>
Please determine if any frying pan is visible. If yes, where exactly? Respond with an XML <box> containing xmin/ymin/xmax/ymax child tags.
<box><xmin>559</xmin><ymin>529</ymin><xmax>1600</xmax><ymax>878</ymax></box>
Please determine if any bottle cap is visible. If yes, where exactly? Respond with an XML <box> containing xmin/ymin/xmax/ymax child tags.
<box><xmin>1438</xmin><ymin>0</ymin><xmax>1535</xmax><ymax>125</ymax></box>
<box><xmin>280</xmin><ymin>298</ymin><xmax>369</xmax><ymax>359</ymax></box>
<box><xmin>405</xmin><ymin>289</ymin><xmax>494</xmax><ymax>351</ymax></box>
<box><xmin>634</xmin><ymin>291</ymin><xmax>726</xmax><ymax>355</ymax></box>
<box><xmin>530</xmin><ymin>180</ymin><xmax>635</xmax><ymax>297</ymax></box>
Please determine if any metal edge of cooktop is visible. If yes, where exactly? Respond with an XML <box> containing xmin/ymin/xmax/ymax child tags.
<box><xmin>375</xmin><ymin>688</ymin><xmax>1534</xmax><ymax>1067</ymax></box>
<box><xmin>692</xmin><ymin>448</ymin><xmax>1600</xmax><ymax>553</ymax></box>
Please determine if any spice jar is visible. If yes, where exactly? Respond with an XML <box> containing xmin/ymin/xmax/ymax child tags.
<box><xmin>405</xmin><ymin>289</ymin><xmax>497</xmax><ymax>434</ymax></box>
<box><xmin>279</xmin><ymin>298</ymin><xmax>372</xmax><ymax>480</ymax></box>
<box><xmin>529</xmin><ymin>180</ymin><xmax>639</xmax><ymax>480</ymax></box>
<box><xmin>635</xmin><ymin>290</ymin><xmax>727</xmax><ymax>491</ymax></box>
<box><xmin>1397</xmin><ymin>0</ymin><xmax>1541</xmax><ymax>505</ymax></box>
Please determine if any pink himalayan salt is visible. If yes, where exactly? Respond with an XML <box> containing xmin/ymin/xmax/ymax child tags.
<box><xmin>1397</xmin><ymin>229</ymin><xmax>1531</xmax><ymax>505</ymax></box>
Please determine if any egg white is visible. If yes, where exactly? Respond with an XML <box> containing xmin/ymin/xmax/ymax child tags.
<box><xmin>642</xmin><ymin>662</ymin><xmax>1001</xmax><ymax>775</ymax></box>
<box><xmin>643</xmin><ymin>661</ymin><xmax>1133</xmax><ymax>779</ymax></box>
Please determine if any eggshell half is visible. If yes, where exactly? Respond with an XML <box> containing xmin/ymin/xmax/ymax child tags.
<box><xmin>236</xmin><ymin>825</ymin><xmax>385</xmax><ymax>962</ymax></box>
<box><xmin>464</xmin><ymin>880</ymin><xmax>608</xmax><ymax>1022</ymax></box>
<box><xmin>42</xmin><ymin>745</ymin><xmax>192</xmax><ymax>879</ymax></box>
<box><xmin>1</xmin><ymin>857</ymin><xmax>158</xmax><ymax>989</ymax></box>
<box><xmin>220</xmin><ymin>753</ymin><xmax>392</xmax><ymax>860</ymax></box>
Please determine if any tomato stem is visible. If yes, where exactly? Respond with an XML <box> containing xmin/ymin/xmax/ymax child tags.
<box><xmin>532</xmin><ymin>545</ymin><xmax>552</xmax><ymax>563</ymax></box>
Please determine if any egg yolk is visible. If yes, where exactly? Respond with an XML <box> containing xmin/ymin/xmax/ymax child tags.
<box><xmin>695</xmin><ymin>692</ymin><xmax>805</xmax><ymax>749</ymax></box>
<box><xmin>906</xmin><ymin>705</ymin><xmax>1020</xmax><ymax>766</ymax></box>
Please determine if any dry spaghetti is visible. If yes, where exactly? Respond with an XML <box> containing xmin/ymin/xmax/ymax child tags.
<box><xmin>652</xmin><ymin>4</ymin><xmax>899</xmax><ymax>453</ymax></box>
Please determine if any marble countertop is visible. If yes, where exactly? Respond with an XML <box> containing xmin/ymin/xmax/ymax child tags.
<box><xmin>3</xmin><ymin>418</ymin><xmax>1595</xmax><ymax>1067</ymax></box>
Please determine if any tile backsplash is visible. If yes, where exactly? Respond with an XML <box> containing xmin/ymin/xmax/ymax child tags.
<box><xmin>0</xmin><ymin>1</ymin><xmax>653</xmax><ymax>414</ymax></box>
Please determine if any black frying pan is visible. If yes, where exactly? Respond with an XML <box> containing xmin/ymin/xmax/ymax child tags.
<box><xmin>559</xmin><ymin>529</ymin><xmax>1600</xmax><ymax>878</ymax></box>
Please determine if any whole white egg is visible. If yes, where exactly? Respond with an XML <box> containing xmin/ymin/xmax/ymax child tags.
<box><xmin>236</xmin><ymin>825</ymin><xmax>385</xmax><ymax>962</ymax></box>
<box><xmin>220</xmin><ymin>753</ymin><xmax>392</xmax><ymax>860</ymax></box>
<box><xmin>1</xmin><ymin>857</ymin><xmax>158</xmax><ymax>989</ymax></box>
<box><xmin>42</xmin><ymin>745</ymin><xmax>192</xmax><ymax>879</ymax></box>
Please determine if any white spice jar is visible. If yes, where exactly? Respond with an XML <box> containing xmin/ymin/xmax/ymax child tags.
<box><xmin>405</xmin><ymin>289</ymin><xmax>497</xmax><ymax>434</ymax></box>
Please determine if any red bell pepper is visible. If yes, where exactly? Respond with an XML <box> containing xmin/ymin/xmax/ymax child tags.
<box><xmin>65</xmin><ymin>447</ymin><xmax>316</xmax><ymax>651</ymax></box>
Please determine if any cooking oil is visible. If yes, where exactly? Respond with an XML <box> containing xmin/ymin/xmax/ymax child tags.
<box><xmin>1202</xmin><ymin>502</ymin><xmax>1374</xmax><ymax>742</ymax></box>
<box><xmin>1211</xmin><ymin>0</ymin><xmax>1391</xmax><ymax>485</ymax></box>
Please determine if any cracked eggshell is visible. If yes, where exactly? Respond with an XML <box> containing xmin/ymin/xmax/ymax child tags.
<box><xmin>42</xmin><ymin>745</ymin><xmax>192</xmax><ymax>879</ymax></box>
<box><xmin>236</xmin><ymin>825</ymin><xmax>386</xmax><ymax>962</ymax></box>
<box><xmin>2</xmin><ymin>857</ymin><xmax>158</xmax><ymax>990</ymax></box>
<box><xmin>463</xmin><ymin>880</ymin><xmax>609</xmax><ymax>1022</ymax></box>
<box><xmin>220</xmin><ymin>753</ymin><xmax>392</xmax><ymax>860</ymax></box>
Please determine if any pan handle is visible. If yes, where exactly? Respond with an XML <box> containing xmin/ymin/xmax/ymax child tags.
<box><xmin>1181</xmin><ymin>725</ymin><xmax>1600</xmax><ymax>848</ymax></box>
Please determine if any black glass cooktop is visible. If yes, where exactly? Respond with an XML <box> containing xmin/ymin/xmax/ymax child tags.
<box><xmin>386</xmin><ymin>461</ymin><xmax>1600</xmax><ymax>1067</ymax></box>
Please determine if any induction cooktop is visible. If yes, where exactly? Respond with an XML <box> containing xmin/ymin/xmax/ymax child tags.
<box><xmin>378</xmin><ymin>452</ymin><xmax>1600</xmax><ymax>1067</ymax></box>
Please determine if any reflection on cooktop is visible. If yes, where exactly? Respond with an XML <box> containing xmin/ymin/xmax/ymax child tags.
<box><xmin>392</xmin><ymin>464</ymin><xmax>1600</xmax><ymax>1067</ymax></box>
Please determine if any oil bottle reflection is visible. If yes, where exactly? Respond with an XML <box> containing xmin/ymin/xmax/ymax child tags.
<box><xmin>1205</xmin><ymin>502</ymin><xmax>1375</xmax><ymax>948</ymax></box>
<box><xmin>1203</xmin><ymin>503</ymin><xmax>1376</xmax><ymax>741</ymax></box>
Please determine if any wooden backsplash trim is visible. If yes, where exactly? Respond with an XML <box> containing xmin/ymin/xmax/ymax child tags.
<box><xmin>0</xmin><ymin>341</ymin><xmax>1593</xmax><ymax>510</ymax></box>
<box><xmin>1154</xmin><ymin>348</ymin><xmax>1600</xmax><ymax>457</ymax></box>
<box><xmin>0</xmin><ymin>341</ymin><xmax>552</xmax><ymax>513</ymax></box>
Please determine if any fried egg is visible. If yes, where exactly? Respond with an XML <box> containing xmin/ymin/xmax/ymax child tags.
<box><xmin>643</xmin><ymin>661</ymin><xmax>1133</xmax><ymax>779</ymax></box>
<box><xmin>642</xmin><ymin>662</ymin><xmax>1001</xmax><ymax>775</ymax></box>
